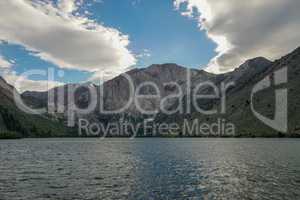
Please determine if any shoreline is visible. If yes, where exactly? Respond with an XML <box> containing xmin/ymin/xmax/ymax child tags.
<box><xmin>1</xmin><ymin>135</ymin><xmax>300</xmax><ymax>140</ymax></box>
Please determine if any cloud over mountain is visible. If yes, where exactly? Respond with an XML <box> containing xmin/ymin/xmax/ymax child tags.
<box><xmin>0</xmin><ymin>53</ymin><xmax>62</xmax><ymax>92</ymax></box>
<box><xmin>0</xmin><ymin>55</ymin><xmax>13</xmax><ymax>69</ymax></box>
<box><xmin>174</xmin><ymin>0</ymin><xmax>300</xmax><ymax>73</ymax></box>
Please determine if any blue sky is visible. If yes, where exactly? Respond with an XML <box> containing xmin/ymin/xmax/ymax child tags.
<box><xmin>90</xmin><ymin>0</ymin><xmax>216</xmax><ymax>67</ymax></box>
<box><xmin>0</xmin><ymin>0</ymin><xmax>215</xmax><ymax>85</ymax></box>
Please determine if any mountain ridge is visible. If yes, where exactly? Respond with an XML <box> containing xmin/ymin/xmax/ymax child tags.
<box><xmin>1</xmin><ymin>47</ymin><xmax>300</xmax><ymax>137</ymax></box>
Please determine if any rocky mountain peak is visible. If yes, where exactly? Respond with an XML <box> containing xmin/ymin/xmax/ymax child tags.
<box><xmin>238</xmin><ymin>57</ymin><xmax>272</xmax><ymax>71</ymax></box>
<box><xmin>224</xmin><ymin>57</ymin><xmax>272</xmax><ymax>84</ymax></box>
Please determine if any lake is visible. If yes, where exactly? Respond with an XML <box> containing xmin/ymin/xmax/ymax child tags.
<box><xmin>0</xmin><ymin>138</ymin><xmax>300</xmax><ymax>200</ymax></box>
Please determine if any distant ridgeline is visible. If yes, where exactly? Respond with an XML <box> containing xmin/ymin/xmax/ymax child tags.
<box><xmin>1</xmin><ymin>47</ymin><xmax>300</xmax><ymax>138</ymax></box>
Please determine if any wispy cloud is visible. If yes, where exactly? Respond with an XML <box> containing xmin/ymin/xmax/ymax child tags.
<box><xmin>0</xmin><ymin>53</ymin><xmax>62</xmax><ymax>92</ymax></box>
<box><xmin>0</xmin><ymin>55</ymin><xmax>13</xmax><ymax>69</ymax></box>
<box><xmin>57</xmin><ymin>0</ymin><xmax>81</xmax><ymax>14</ymax></box>
<box><xmin>136</xmin><ymin>49</ymin><xmax>151</xmax><ymax>58</ymax></box>
<box><xmin>1</xmin><ymin>70</ymin><xmax>63</xmax><ymax>92</ymax></box>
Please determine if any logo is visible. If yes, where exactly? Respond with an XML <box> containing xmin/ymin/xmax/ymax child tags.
<box><xmin>251</xmin><ymin>67</ymin><xmax>288</xmax><ymax>133</ymax></box>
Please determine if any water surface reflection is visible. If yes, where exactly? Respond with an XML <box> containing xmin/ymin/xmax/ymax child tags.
<box><xmin>0</xmin><ymin>138</ymin><xmax>300</xmax><ymax>199</ymax></box>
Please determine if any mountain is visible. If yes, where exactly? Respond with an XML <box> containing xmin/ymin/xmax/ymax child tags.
<box><xmin>155</xmin><ymin>48</ymin><xmax>300</xmax><ymax>137</ymax></box>
<box><xmin>100</xmin><ymin>63</ymin><xmax>205</xmax><ymax>114</ymax></box>
<box><xmin>22</xmin><ymin>63</ymin><xmax>206</xmax><ymax>123</ymax></box>
<box><xmin>16</xmin><ymin>46</ymin><xmax>300</xmax><ymax>137</ymax></box>
<box><xmin>0</xmin><ymin>77</ymin><xmax>71</xmax><ymax>138</ymax></box>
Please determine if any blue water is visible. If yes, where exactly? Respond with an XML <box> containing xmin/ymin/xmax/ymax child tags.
<box><xmin>0</xmin><ymin>138</ymin><xmax>300</xmax><ymax>200</ymax></box>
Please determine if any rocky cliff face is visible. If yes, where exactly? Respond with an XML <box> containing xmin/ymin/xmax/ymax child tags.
<box><xmin>0</xmin><ymin>77</ymin><xmax>16</xmax><ymax>105</ymax></box>
<box><xmin>101</xmin><ymin>63</ymin><xmax>204</xmax><ymax>114</ymax></box>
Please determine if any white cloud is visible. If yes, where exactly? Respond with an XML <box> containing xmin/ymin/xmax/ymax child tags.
<box><xmin>0</xmin><ymin>53</ymin><xmax>63</xmax><ymax>92</ymax></box>
<box><xmin>174</xmin><ymin>0</ymin><xmax>300</xmax><ymax>73</ymax></box>
<box><xmin>58</xmin><ymin>0</ymin><xmax>80</xmax><ymax>14</ymax></box>
<box><xmin>1</xmin><ymin>71</ymin><xmax>63</xmax><ymax>92</ymax></box>
<box><xmin>0</xmin><ymin>0</ymin><xmax>136</xmax><ymax>76</ymax></box>
<box><xmin>0</xmin><ymin>55</ymin><xmax>13</xmax><ymax>69</ymax></box>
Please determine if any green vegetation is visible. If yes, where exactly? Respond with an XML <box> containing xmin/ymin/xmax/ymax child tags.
<box><xmin>0</xmin><ymin>105</ymin><xmax>76</xmax><ymax>138</ymax></box>
<box><xmin>0</xmin><ymin>131</ymin><xmax>22</xmax><ymax>139</ymax></box>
